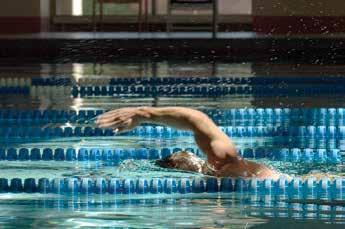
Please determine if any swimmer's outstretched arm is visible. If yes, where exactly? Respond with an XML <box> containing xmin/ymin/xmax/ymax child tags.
<box><xmin>96</xmin><ymin>107</ymin><xmax>238</xmax><ymax>169</ymax></box>
<box><xmin>97</xmin><ymin>107</ymin><xmax>281</xmax><ymax>179</ymax></box>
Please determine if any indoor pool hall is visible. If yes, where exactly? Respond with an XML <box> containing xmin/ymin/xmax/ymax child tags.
<box><xmin>0</xmin><ymin>0</ymin><xmax>345</xmax><ymax>228</ymax></box>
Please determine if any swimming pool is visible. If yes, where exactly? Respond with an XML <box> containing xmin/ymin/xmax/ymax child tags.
<box><xmin>0</xmin><ymin>62</ymin><xmax>345</xmax><ymax>228</ymax></box>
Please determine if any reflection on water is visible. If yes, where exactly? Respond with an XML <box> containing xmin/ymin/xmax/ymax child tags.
<box><xmin>0</xmin><ymin>193</ymin><xmax>344</xmax><ymax>228</ymax></box>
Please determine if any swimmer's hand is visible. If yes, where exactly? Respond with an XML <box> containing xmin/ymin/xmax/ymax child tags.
<box><xmin>96</xmin><ymin>107</ymin><xmax>143</xmax><ymax>133</ymax></box>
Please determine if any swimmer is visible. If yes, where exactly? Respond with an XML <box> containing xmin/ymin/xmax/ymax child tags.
<box><xmin>96</xmin><ymin>107</ymin><xmax>281</xmax><ymax>180</ymax></box>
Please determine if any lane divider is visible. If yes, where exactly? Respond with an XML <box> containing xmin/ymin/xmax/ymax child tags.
<box><xmin>0</xmin><ymin>110</ymin><xmax>103</xmax><ymax>124</ymax></box>
<box><xmin>5</xmin><ymin>85</ymin><xmax>336</xmax><ymax>97</ymax></box>
<box><xmin>2</xmin><ymin>126</ymin><xmax>345</xmax><ymax>139</ymax></box>
<box><xmin>0</xmin><ymin>147</ymin><xmax>341</xmax><ymax>163</ymax></box>
<box><xmin>0</xmin><ymin>147</ymin><xmax>182</xmax><ymax>162</ymax></box>
<box><xmin>71</xmin><ymin>85</ymin><xmax>345</xmax><ymax>97</ymax></box>
<box><xmin>29</xmin><ymin>86</ymin><xmax>71</xmax><ymax>97</ymax></box>
<box><xmin>71</xmin><ymin>85</ymin><xmax>244</xmax><ymax>97</ymax></box>
<box><xmin>0</xmin><ymin>77</ymin><xmax>31</xmax><ymax>87</ymax></box>
<box><xmin>207</xmin><ymin>108</ymin><xmax>344</xmax><ymax>119</ymax></box>
<box><xmin>7</xmin><ymin>85</ymin><xmax>339</xmax><ymax>97</ymax></box>
<box><xmin>31</xmin><ymin>78</ymin><xmax>71</xmax><ymax>86</ymax></box>
<box><xmin>0</xmin><ymin>177</ymin><xmax>344</xmax><ymax>199</ymax></box>
<box><xmin>107</xmin><ymin>76</ymin><xmax>345</xmax><ymax>86</ymax></box>
<box><xmin>3</xmin><ymin>76</ymin><xmax>345</xmax><ymax>87</ymax></box>
<box><xmin>1</xmin><ymin>108</ymin><xmax>345</xmax><ymax>124</ymax></box>
<box><xmin>0</xmin><ymin>87</ymin><xmax>30</xmax><ymax>95</ymax></box>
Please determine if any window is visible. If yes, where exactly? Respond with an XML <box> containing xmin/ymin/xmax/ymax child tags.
<box><xmin>56</xmin><ymin>0</ymin><xmax>251</xmax><ymax>16</ymax></box>
<box><xmin>56</xmin><ymin>0</ymin><xmax>139</xmax><ymax>16</ymax></box>
<box><xmin>72</xmin><ymin>0</ymin><xmax>83</xmax><ymax>16</ymax></box>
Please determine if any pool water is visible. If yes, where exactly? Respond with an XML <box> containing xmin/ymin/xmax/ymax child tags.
<box><xmin>1</xmin><ymin>62</ymin><xmax>345</xmax><ymax>228</ymax></box>
<box><xmin>1</xmin><ymin>192</ymin><xmax>345</xmax><ymax>228</ymax></box>
<box><xmin>0</xmin><ymin>132</ymin><xmax>344</xmax><ymax>228</ymax></box>
<box><xmin>0</xmin><ymin>136</ymin><xmax>344</xmax><ymax>180</ymax></box>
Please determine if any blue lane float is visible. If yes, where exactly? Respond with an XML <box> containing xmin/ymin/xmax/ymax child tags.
<box><xmin>0</xmin><ymin>177</ymin><xmax>344</xmax><ymax>199</ymax></box>
<box><xmin>104</xmin><ymin>76</ymin><xmax>345</xmax><ymax>86</ymax></box>
<box><xmin>31</xmin><ymin>78</ymin><xmax>71</xmax><ymax>86</ymax></box>
<box><xmin>108</xmin><ymin>77</ymin><xmax>247</xmax><ymax>86</ymax></box>
<box><xmin>106</xmin><ymin>76</ymin><xmax>345</xmax><ymax>86</ymax></box>
<box><xmin>71</xmin><ymin>85</ymin><xmax>240</xmax><ymax>97</ymax></box>
<box><xmin>2</xmin><ymin>108</ymin><xmax>345</xmax><ymax>124</ymax></box>
<box><xmin>0</xmin><ymin>147</ymin><xmax>341</xmax><ymax>163</ymax></box>
<box><xmin>6</xmin><ymin>76</ymin><xmax>345</xmax><ymax>87</ymax></box>
<box><xmin>0</xmin><ymin>87</ymin><xmax>30</xmax><ymax>95</ymax></box>
<box><xmin>0</xmin><ymin>109</ymin><xmax>104</xmax><ymax>124</ymax></box>
<box><xmin>71</xmin><ymin>85</ymin><xmax>345</xmax><ymax>97</ymax></box>
<box><xmin>3</xmin><ymin>125</ymin><xmax>345</xmax><ymax>139</ymax></box>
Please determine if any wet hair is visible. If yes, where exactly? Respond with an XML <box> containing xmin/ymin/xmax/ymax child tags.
<box><xmin>155</xmin><ymin>151</ymin><xmax>215</xmax><ymax>175</ymax></box>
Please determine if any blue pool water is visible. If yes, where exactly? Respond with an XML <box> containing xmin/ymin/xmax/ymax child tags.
<box><xmin>1</xmin><ymin>62</ymin><xmax>345</xmax><ymax>228</ymax></box>
<box><xmin>0</xmin><ymin>115</ymin><xmax>344</xmax><ymax>228</ymax></box>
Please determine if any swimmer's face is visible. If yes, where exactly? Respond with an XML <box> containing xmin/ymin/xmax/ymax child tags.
<box><xmin>155</xmin><ymin>151</ymin><xmax>204</xmax><ymax>173</ymax></box>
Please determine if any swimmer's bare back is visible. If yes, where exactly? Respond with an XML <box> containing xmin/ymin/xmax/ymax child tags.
<box><xmin>96</xmin><ymin>107</ymin><xmax>280</xmax><ymax>180</ymax></box>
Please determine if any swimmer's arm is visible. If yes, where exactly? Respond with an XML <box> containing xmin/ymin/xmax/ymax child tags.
<box><xmin>140</xmin><ymin>107</ymin><xmax>238</xmax><ymax>163</ymax></box>
<box><xmin>96</xmin><ymin>107</ymin><xmax>239</xmax><ymax>165</ymax></box>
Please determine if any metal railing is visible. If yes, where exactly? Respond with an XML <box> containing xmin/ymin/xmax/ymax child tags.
<box><xmin>92</xmin><ymin>0</ymin><xmax>149</xmax><ymax>31</ymax></box>
<box><xmin>167</xmin><ymin>0</ymin><xmax>218</xmax><ymax>38</ymax></box>
<box><xmin>51</xmin><ymin>0</ymin><xmax>251</xmax><ymax>34</ymax></box>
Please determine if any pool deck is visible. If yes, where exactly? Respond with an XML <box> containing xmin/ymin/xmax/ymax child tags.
<box><xmin>0</xmin><ymin>32</ymin><xmax>344</xmax><ymax>61</ymax></box>
<box><xmin>2</xmin><ymin>31</ymin><xmax>345</xmax><ymax>40</ymax></box>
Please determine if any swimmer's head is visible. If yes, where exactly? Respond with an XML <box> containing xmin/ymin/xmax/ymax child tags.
<box><xmin>156</xmin><ymin>151</ymin><xmax>213</xmax><ymax>174</ymax></box>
